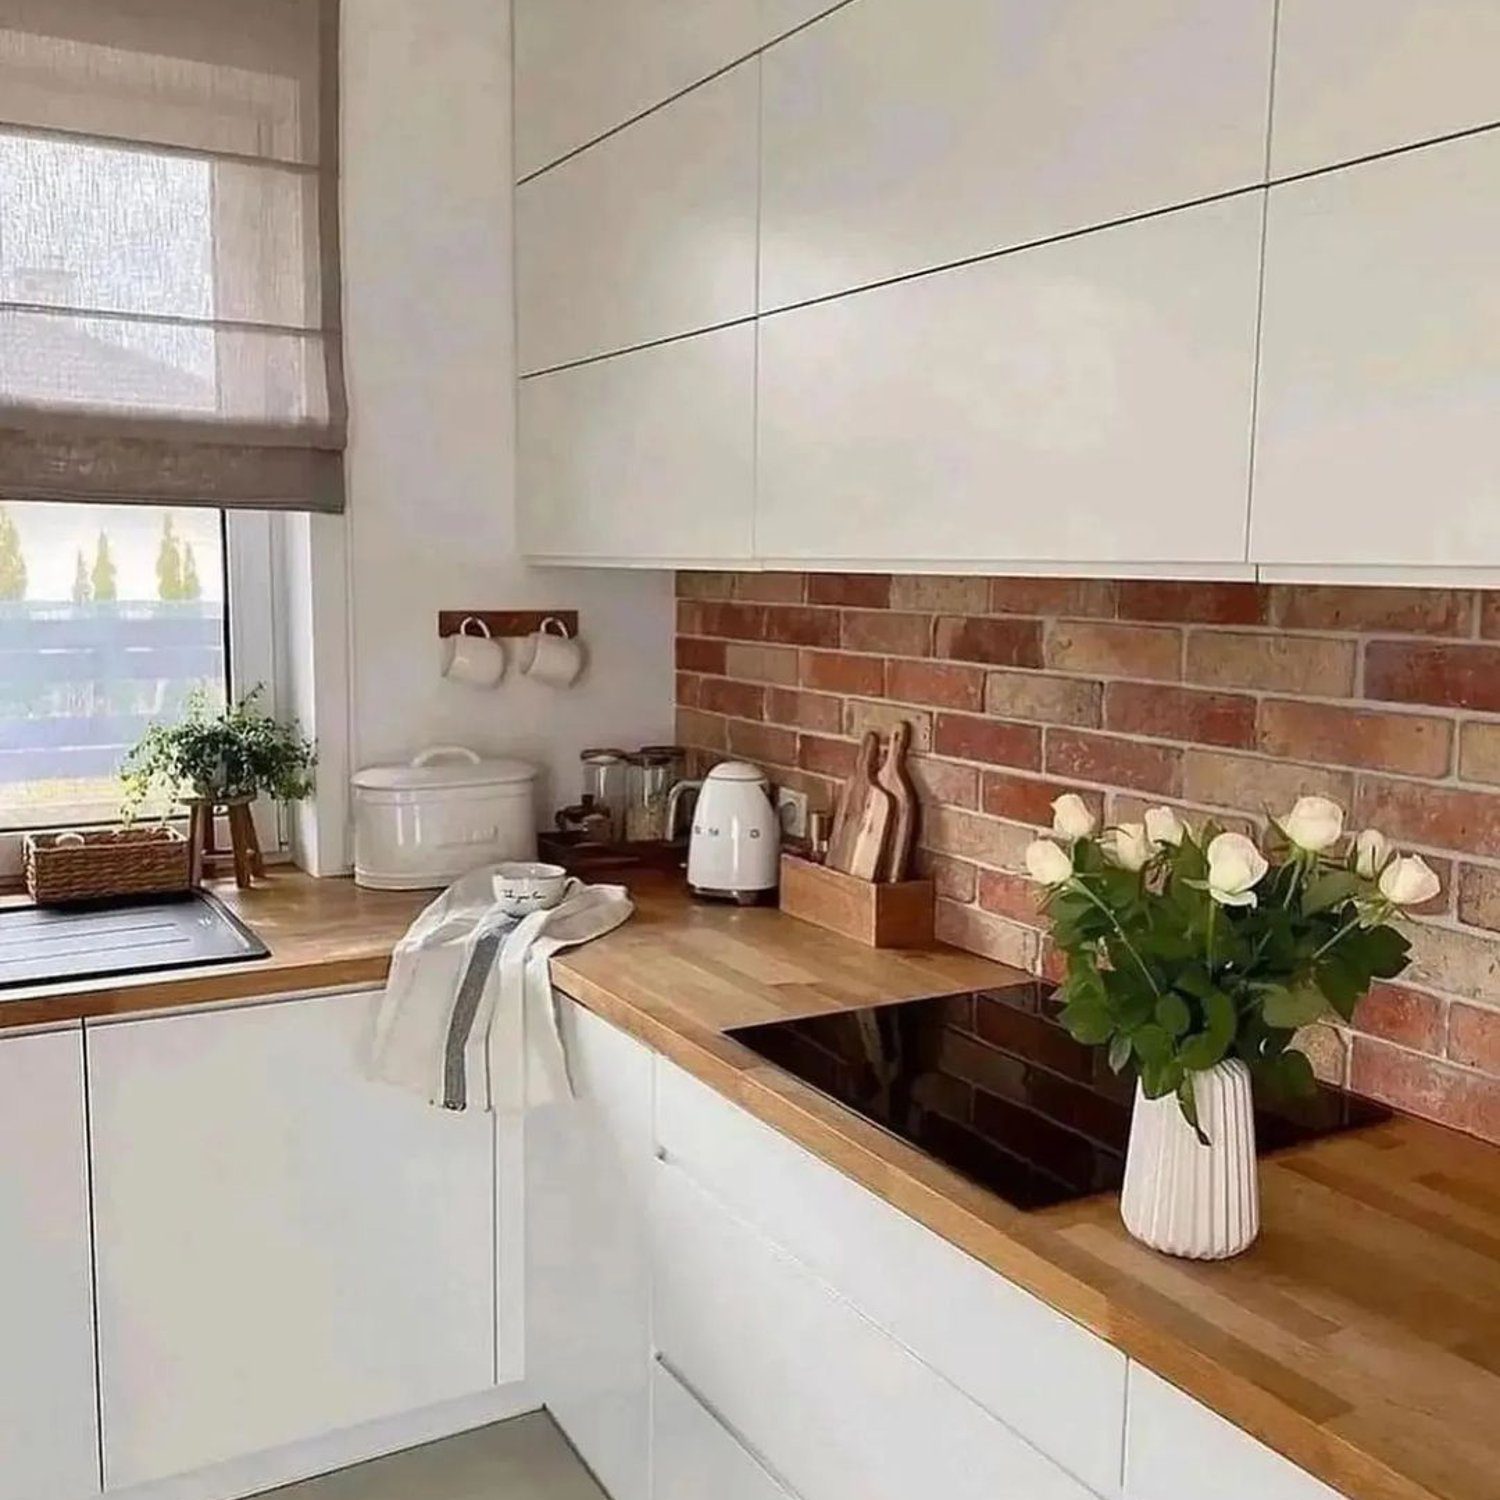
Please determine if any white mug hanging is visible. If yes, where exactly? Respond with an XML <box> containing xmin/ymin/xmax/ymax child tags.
<box><xmin>441</xmin><ymin>616</ymin><xmax>506</xmax><ymax>688</ymax></box>
<box><xmin>519</xmin><ymin>616</ymin><xmax>584</xmax><ymax>688</ymax></box>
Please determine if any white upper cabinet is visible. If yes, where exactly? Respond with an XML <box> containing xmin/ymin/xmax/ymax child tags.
<box><xmin>760</xmin><ymin>0</ymin><xmax>846</xmax><ymax>44</ymax></box>
<box><xmin>759</xmin><ymin>0</ymin><xmax>1276</xmax><ymax>310</ymax></box>
<box><xmin>1271</xmin><ymin>0</ymin><xmax>1500</xmax><ymax>178</ymax></box>
<box><xmin>1252</xmin><ymin>132</ymin><xmax>1500</xmax><ymax>570</ymax></box>
<box><xmin>517</xmin><ymin>64</ymin><xmax>760</xmax><ymax>375</ymax></box>
<box><xmin>519</xmin><ymin>324</ymin><xmax>757</xmax><ymax>564</ymax></box>
<box><xmin>0</xmin><ymin>1027</ymin><xmax>98</xmax><ymax>1500</ymax></box>
<box><xmin>514</xmin><ymin>0</ymin><xmax>759</xmax><ymax>179</ymax></box>
<box><xmin>89</xmin><ymin>994</ymin><xmax>496</xmax><ymax>1489</ymax></box>
<box><xmin>757</xmin><ymin>193</ymin><xmax>1263</xmax><ymax>567</ymax></box>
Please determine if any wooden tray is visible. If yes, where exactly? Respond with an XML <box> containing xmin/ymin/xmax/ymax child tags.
<box><xmin>538</xmin><ymin>831</ymin><xmax>687</xmax><ymax>877</ymax></box>
<box><xmin>778</xmin><ymin>853</ymin><xmax>934</xmax><ymax>949</ymax></box>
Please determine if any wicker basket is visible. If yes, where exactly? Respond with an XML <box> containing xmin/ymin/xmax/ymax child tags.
<box><xmin>24</xmin><ymin>826</ymin><xmax>193</xmax><ymax>906</ymax></box>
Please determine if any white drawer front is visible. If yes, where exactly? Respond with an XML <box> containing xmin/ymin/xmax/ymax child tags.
<box><xmin>656</xmin><ymin>1060</ymin><xmax>1126</xmax><ymax>1494</ymax></box>
<box><xmin>652</xmin><ymin>1358</ymin><xmax>795</xmax><ymax>1500</ymax></box>
<box><xmin>1126</xmin><ymin>1365</ymin><xmax>1347</xmax><ymax>1500</ymax></box>
<box><xmin>652</xmin><ymin>1159</ymin><xmax>1095</xmax><ymax>1500</ymax></box>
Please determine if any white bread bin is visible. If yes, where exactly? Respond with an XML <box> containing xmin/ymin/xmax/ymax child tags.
<box><xmin>353</xmin><ymin>746</ymin><xmax>538</xmax><ymax>890</ymax></box>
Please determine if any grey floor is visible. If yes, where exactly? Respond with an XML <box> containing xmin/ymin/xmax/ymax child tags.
<box><xmin>262</xmin><ymin>1415</ymin><xmax>608</xmax><ymax>1500</ymax></box>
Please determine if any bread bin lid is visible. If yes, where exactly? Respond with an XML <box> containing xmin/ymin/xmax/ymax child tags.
<box><xmin>353</xmin><ymin>746</ymin><xmax>537</xmax><ymax>792</ymax></box>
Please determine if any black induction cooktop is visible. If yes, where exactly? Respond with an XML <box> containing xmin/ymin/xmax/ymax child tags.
<box><xmin>729</xmin><ymin>983</ymin><xmax>1389</xmax><ymax>1211</ymax></box>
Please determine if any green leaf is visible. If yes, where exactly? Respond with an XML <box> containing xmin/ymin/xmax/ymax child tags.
<box><xmin>1179</xmin><ymin>989</ymin><xmax>1236</xmax><ymax>1072</ymax></box>
<box><xmin>1059</xmin><ymin>999</ymin><xmax>1114</xmax><ymax>1046</ymax></box>
<box><xmin>1107</xmin><ymin>1033</ymin><xmax>1133</xmax><ymax>1074</ymax></box>
<box><xmin>1176</xmin><ymin>1075</ymin><xmax>1210</xmax><ymax>1146</ymax></box>
<box><xmin>1362</xmin><ymin>923</ymin><xmax>1412</xmax><ymax>979</ymax></box>
<box><xmin>1258</xmin><ymin>1047</ymin><xmax>1317</xmax><ymax>1101</ymax></box>
<box><xmin>1131</xmin><ymin>1023</ymin><xmax>1173</xmax><ymax>1066</ymax></box>
<box><xmin>1301</xmin><ymin>871</ymin><xmax>1364</xmax><ymax>916</ymax></box>
<box><xmin>1260</xmin><ymin>984</ymin><xmax>1329</xmax><ymax>1030</ymax></box>
<box><xmin>1155</xmin><ymin>992</ymin><xmax>1192</xmax><ymax>1038</ymax></box>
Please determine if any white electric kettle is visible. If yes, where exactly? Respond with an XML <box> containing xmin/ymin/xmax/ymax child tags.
<box><xmin>668</xmin><ymin>762</ymin><xmax>780</xmax><ymax>902</ymax></box>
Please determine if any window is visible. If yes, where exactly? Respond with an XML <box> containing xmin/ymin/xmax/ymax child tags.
<box><xmin>0</xmin><ymin>501</ymin><xmax>227</xmax><ymax>831</ymax></box>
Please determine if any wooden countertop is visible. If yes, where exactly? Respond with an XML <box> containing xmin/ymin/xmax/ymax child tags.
<box><xmin>0</xmin><ymin>874</ymin><xmax>430</xmax><ymax>1030</ymax></box>
<box><xmin>3</xmin><ymin>870</ymin><xmax>1496</xmax><ymax>1500</ymax></box>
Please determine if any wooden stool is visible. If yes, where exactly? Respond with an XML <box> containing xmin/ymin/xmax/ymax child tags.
<box><xmin>185</xmin><ymin>797</ymin><xmax>266</xmax><ymax>889</ymax></box>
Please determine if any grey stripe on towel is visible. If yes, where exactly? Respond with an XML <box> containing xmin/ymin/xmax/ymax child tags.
<box><xmin>442</xmin><ymin>923</ymin><xmax>510</xmax><ymax>1110</ymax></box>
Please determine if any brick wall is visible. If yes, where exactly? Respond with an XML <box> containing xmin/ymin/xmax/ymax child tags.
<box><xmin>675</xmin><ymin>572</ymin><xmax>1500</xmax><ymax>1145</ymax></box>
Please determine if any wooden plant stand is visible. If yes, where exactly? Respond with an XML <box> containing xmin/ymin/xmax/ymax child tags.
<box><xmin>185</xmin><ymin>796</ymin><xmax>265</xmax><ymax>889</ymax></box>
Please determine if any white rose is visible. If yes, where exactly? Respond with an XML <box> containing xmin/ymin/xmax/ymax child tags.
<box><xmin>1206</xmin><ymin>832</ymin><xmax>1269</xmax><ymax>909</ymax></box>
<box><xmin>1025</xmin><ymin>839</ymin><xmax>1073</xmax><ymax>887</ymax></box>
<box><xmin>1051</xmin><ymin>793</ymin><xmax>1096</xmax><ymax>842</ymax></box>
<box><xmin>1379</xmin><ymin>854</ymin><xmax>1441</xmax><ymax>908</ymax></box>
<box><xmin>1280</xmin><ymin>795</ymin><xmax>1345</xmax><ymax>853</ymax></box>
<box><xmin>1102</xmin><ymin>823</ymin><xmax>1153</xmax><ymax>872</ymax></box>
<box><xmin>1353</xmin><ymin>828</ymin><xmax>1393</xmax><ymax>880</ymax></box>
<box><xmin>1144</xmin><ymin>806</ymin><xmax>1185</xmax><ymax>848</ymax></box>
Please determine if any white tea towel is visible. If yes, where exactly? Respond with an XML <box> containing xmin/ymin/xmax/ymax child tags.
<box><xmin>370</xmin><ymin>868</ymin><xmax>632</xmax><ymax>1112</ymax></box>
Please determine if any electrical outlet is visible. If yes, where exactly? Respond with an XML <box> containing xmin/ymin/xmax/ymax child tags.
<box><xmin>776</xmin><ymin>785</ymin><xmax>809</xmax><ymax>840</ymax></box>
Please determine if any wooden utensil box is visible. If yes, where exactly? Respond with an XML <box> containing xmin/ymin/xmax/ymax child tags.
<box><xmin>779</xmin><ymin>853</ymin><xmax>934</xmax><ymax>949</ymax></box>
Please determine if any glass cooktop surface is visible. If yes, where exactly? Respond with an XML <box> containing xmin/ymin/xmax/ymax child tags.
<box><xmin>728</xmin><ymin>983</ymin><xmax>1389</xmax><ymax>1211</ymax></box>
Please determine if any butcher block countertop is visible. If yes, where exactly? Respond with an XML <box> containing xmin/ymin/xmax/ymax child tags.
<box><xmin>3</xmin><ymin>870</ymin><xmax>1497</xmax><ymax>1500</ymax></box>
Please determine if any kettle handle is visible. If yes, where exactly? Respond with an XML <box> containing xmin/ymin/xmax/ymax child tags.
<box><xmin>665</xmin><ymin>779</ymin><xmax>702</xmax><ymax>841</ymax></box>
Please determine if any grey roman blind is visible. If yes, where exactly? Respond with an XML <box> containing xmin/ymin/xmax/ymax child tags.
<box><xmin>0</xmin><ymin>0</ymin><xmax>346</xmax><ymax>512</ymax></box>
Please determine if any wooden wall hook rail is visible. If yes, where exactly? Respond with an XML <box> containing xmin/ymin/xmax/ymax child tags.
<box><xmin>437</xmin><ymin>610</ymin><xmax>580</xmax><ymax>639</ymax></box>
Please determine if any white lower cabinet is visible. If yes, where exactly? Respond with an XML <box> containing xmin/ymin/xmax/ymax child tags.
<box><xmin>88</xmin><ymin>992</ymin><xmax>498</xmax><ymax>1489</ymax></box>
<box><xmin>526</xmin><ymin>999</ymin><xmax>655</xmax><ymax>1500</ymax></box>
<box><xmin>651</xmin><ymin>1158</ymin><xmax>1094</xmax><ymax>1500</ymax></box>
<box><xmin>651</xmin><ymin>1358</ymin><xmax>793</xmax><ymax>1500</ymax></box>
<box><xmin>0</xmin><ymin>1026</ymin><xmax>99</xmax><ymax>1500</ymax></box>
<box><xmin>655</xmin><ymin>1059</ymin><xmax>1126</xmax><ymax>1494</ymax></box>
<box><xmin>1125</xmin><ymin>1365</ymin><xmax>1347</xmax><ymax>1500</ymax></box>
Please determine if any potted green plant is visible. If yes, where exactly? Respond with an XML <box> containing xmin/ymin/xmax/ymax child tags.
<box><xmin>121</xmin><ymin>688</ymin><xmax>316</xmax><ymax>885</ymax></box>
<box><xmin>1026</xmin><ymin>794</ymin><xmax>1436</xmax><ymax>1259</ymax></box>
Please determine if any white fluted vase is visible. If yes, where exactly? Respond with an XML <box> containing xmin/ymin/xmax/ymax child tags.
<box><xmin>1119</xmin><ymin>1059</ymin><xmax>1259</xmax><ymax>1260</ymax></box>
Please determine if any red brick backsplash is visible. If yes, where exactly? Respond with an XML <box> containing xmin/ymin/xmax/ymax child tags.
<box><xmin>675</xmin><ymin>571</ymin><xmax>1500</xmax><ymax>1146</ymax></box>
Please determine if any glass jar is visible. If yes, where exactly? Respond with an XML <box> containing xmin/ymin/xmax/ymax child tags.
<box><xmin>579</xmin><ymin>748</ymin><xmax>629</xmax><ymax>842</ymax></box>
<box><xmin>626</xmin><ymin>746</ymin><xmax>686</xmax><ymax>843</ymax></box>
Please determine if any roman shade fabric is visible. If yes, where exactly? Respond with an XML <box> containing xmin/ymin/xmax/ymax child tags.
<box><xmin>0</xmin><ymin>0</ymin><xmax>346</xmax><ymax>512</ymax></box>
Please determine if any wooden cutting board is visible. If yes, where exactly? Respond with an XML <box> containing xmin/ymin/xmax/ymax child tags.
<box><xmin>828</xmin><ymin>730</ymin><xmax>894</xmax><ymax>879</ymax></box>
<box><xmin>875</xmin><ymin>720</ymin><xmax>918</xmax><ymax>882</ymax></box>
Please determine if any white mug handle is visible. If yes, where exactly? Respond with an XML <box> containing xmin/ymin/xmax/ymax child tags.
<box><xmin>539</xmin><ymin>616</ymin><xmax>570</xmax><ymax>639</ymax></box>
<box><xmin>459</xmin><ymin>616</ymin><xmax>492</xmax><ymax>639</ymax></box>
<box><xmin>412</xmin><ymin>745</ymin><xmax>482</xmax><ymax>768</ymax></box>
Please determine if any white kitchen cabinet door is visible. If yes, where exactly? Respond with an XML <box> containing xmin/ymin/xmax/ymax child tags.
<box><xmin>652</xmin><ymin>1161</ymin><xmax>1095</xmax><ymax>1500</ymax></box>
<box><xmin>655</xmin><ymin>1061</ymin><xmax>1126</xmax><ymax>1494</ymax></box>
<box><xmin>89</xmin><ymin>992</ymin><xmax>496</xmax><ymax>1489</ymax></box>
<box><xmin>757</xmin><ymin>193</ymin><xmax>1263</xmax><ymax>569</ymax></box>
<box><xmin>526</xmin><ymin>999</ymin><xmax>654</xmax><ymax>1500</ymax></box>
<box><xmin>1126</xmin><ymin>1365</ymin><xmax>1347</xmax><ymax>1500</ymax></box>
<box><xmin>519</xmin><ymin>323</ymin><xmax>757</xmax><ymax>565</ymax></box>
<box><xmin>513</xmin><ymin>0</ymin><xmax>759</xmax><ymax>179</ymax></box>
<box><xmin>1271</xmin><ymin>1</ymin><xmax>1500</xmax><ymax>178</ymax></box>
<box><xmin>652</xmin><ymin>1359</ymin><xmax>794</xmax><ymax>1500</ymax></box>
<box><xmin>0</xmin><ymin>1027</ymin><xmax>99</xmax><ymax>1500</ymax></box>
<box><xmin>759</xmin><ymin>0</ymin><xmax>844</xmax><ymax>45</ymax></box>
<box><xmin>518</xmin><ymin>62</ymin><xmax>760</xmax><ymax>375</ymax></box>
<box><xmin>1252</xmin><ymin>132</ymin><xmax>1500</xmax><ymax>570</ymax></box>
<box><xmin>759</xmin><ymin>0</ymin><xmax>1275</xmax><ymax>310</ymax></box>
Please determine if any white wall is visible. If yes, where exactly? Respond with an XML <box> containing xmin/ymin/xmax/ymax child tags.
<box><xmin>338</xmin><ymin>0</ymin><xmax>675</xmax><ymax>824</ymax></box>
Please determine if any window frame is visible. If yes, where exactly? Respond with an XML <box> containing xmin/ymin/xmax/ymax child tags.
<box><xmin>0</xmin><ymin>507</ymin><xmax>286</xmax><ymax>884</ymax></box>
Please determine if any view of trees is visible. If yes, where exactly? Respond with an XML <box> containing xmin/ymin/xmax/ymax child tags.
<box><xmin>0</xmin><ymin>509</ymin><xmax>27</xmax><ymax>601</ymax></box>
<box><xmin>0</xmin><ymin>505</ymin><xmax>204</xmax><ymax>604</ymax></box>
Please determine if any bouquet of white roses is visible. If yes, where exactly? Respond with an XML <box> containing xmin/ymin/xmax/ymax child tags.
<box><xmin>1026</xmin><ymin>795</ymin><xmax>1436</xmax><ymax>1133</ymax></box>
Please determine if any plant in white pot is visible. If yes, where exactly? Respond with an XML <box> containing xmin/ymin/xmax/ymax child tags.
<box><xmin>1027</xmin><ymin>795</ymin><xmax>1436</xmax><ymax>1259</ymax></box>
